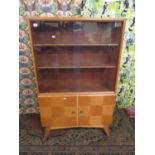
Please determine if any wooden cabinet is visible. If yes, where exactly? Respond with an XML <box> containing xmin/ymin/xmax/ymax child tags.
<box><xmin>39</xmin><ymin>94</ymin><xmax>115</xmax><ymax>127</ymax></box>
<box><xmin>28</xmin><ymin>17</ymin><xmax>126</xmax><ymax>140</ymax></box>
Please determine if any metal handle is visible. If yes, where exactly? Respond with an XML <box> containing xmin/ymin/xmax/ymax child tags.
<box><xmin>71</xmin><ymin>111</ymin><xmax>75</xmax><ymax>114</ymax></box>
<box><xmin>79</xmin><ymin>110</ymin><xmax>83</xmax><ymax>114</ymax></box>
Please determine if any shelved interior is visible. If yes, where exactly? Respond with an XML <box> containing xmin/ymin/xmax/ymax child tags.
<box><xmin>31</xmin><ymin>21</ymin><xmax>122</xmax><ymax>45</ymax></box>
<box><xmin>30</xmin><ymin>20</ymin><xmax>123</xmax><ymax>93</ymax></box>
<box><xmin>38</xmin><ymin>68</ymin><xmax>116</xmax><ymax>92</ymax></box>
<box><xmin>35</xmin><ymin>46</ymin><xmax>119</xmax><ymax>69</ymax></box>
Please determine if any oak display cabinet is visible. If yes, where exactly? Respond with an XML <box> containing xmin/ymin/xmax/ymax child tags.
<box><xmin>28</xmin><ymin>17</ymin><xmax>126</xmax><ymax>141</ymax></box>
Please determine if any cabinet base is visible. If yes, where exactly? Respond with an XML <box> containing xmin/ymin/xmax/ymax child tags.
<box><xmin>43</xmin><ymin>126</ymin><xmax>110</xmax><ymax>141</ymax></box>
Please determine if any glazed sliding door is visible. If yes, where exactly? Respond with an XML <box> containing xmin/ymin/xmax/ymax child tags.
<box><xmin>31</xmin><ymin>21</ymin><xmax>122</xmax><ymax>45</ymax></box>
<box><xmin>31</xmin><ymin>21</ymin><xmax>123</xmax><ymax>94</ymax></box>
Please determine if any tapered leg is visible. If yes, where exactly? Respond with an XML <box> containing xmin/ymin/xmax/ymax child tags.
<box><xmin>43</xmin><ymin>127</ymin><xmax>50</xmax><ymax>141</ymax></box>
<box><xmin>103</xmin><ymin>125</ymin><xmax>110</xmax><ymax>136</ymax></box>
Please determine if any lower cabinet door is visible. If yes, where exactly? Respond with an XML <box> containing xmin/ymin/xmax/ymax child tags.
<box><xmin>102</xmin><ymin>95</ymin><xmax>115</xmax><ymax>125</ymax></box>
<box><xmin>39</xmin><ymin>95</ymin><xmax>77</xmax><ymax>128</ymax></box>
<box><xmin>78</xmin><ymin>94</ymin><xmax>115</xmax><ymax>126</ymax></box>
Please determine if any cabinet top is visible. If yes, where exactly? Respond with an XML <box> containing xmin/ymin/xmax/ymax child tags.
<box><xmin>28</xmin><ymin>17</ymin><xmax>127</xmax><ymax>22</ymax></box>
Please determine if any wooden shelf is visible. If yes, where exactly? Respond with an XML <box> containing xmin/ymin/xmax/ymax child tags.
<box><xmin>38</xmin><ymin>68</ymin><xmax>116</xmax><ymax>93</ymax></box>
<box><xmin>34</xmin><ymin>43</ymin><xmax>119</xmax><ymax>47</ymax></box>
<box><xmin>39</xmin><ymin>86</ymin><xmax>112</xmax><ymax>93</ymax></box>
<box><xmin>35</xmin><ymin>46</ymin><xmax>118</xmax><ymax>70</ymax></box>
<box><xmin>38</xmin><ymin>66</ymin><xmax>116</xmax><ymax>69</ymax></box>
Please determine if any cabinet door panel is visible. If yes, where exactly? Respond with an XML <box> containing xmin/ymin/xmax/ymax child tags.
<box><xmin>104</xmin><ymin>95</ymin><xmax>115</xmax><ymax>105</ymax></box>
<box><xmin>78</xmin><ymin>95</ymin><xmax>115</xmax><ymax>126</ymax></box>
<box><xmin>102</xmin><ymin>95</ymin><xmax>115</xmax><ymax>122</ymax></box>
<box><xmin>78</xmin><ymin>95</ymin><xmax>104</xmax><ymax>126</ymax></box>
<box><xmin>39</xmin><ymin>95</ymin><xmax>77</xmax><ymax>128</ymax></box>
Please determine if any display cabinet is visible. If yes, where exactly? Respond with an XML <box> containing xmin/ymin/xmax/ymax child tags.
<box><xmin>28</xmin><ymin>17</ymin><xmax>126</xmax><ymax>140</ymax></box>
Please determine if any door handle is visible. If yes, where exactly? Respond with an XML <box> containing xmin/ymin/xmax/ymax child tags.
<box><xmin>79</xmin><ymin>110</ymin><xmax>84</xmax><ymax>114</ymax></box>
<box><xmin>71</xmin><ymin>111</ymin><xmax>76</xmax><ymax>114</ymax></box>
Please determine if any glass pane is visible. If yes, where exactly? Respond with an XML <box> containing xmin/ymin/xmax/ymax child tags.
<box><xmin>35</xmin><ymin>46</ymin><xmax>118</xmax><ymax>69</ymax></box>
<box><xmin>30</xmin><ymin>20</ymin><xmax>122</xmax><ymax>93</ymax></box>
<box><xmin>38</xmin><ymin>68</ymin><xmax>116</xmax><ymax>93</ymax></box>
<box><xmin>31</xmin><ymin>21</ymin><xmax>122</xmax><ymax>45</ymax></box>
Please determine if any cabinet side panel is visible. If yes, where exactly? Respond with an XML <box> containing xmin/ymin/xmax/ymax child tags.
<box><xmin>102</xmin><ymin>95</ymin><xmax>116</xmax><ymax>125</ymax></box>
<box><xmin>27</xmin><ymin>19</ymin><xmax>39</xmax><ymax>94</ymax></box>
<box><xmin>114</xmin><ymin>21</ymin><xmax>126</xmax><ymax>92</ymax></box>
